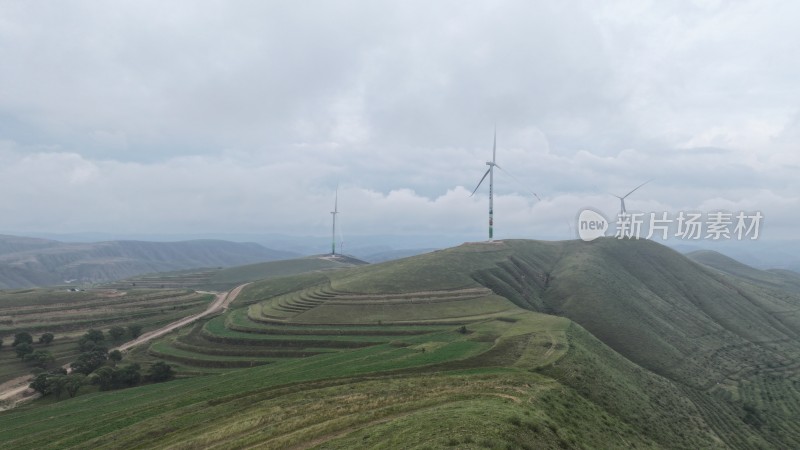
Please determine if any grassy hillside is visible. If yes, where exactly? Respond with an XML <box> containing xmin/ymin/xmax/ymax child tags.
<box><xmin>2</xmin><ymin>238</ymin><xmax>800</xmax><ymax>448</ymax></box>
<box><xmin>688</xmin><ymin>249</ymin><xmax>800</xmax><ymax>294</ymax></box>
<box><xmin>2</xmin><ymin>307</ymin><xmax>723</xmax><ymax>449</ymax></box>
<box><xmin>105</xmin><ymin>255</ymin><xmax>366</xmax><ymax>291</ymax></box>
<box><xmin>0</xmin><ymin>235</ymin><xmax>297</xmax><ymax>289</ymax></box>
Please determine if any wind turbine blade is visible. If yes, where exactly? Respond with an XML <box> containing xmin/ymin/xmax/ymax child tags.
<box><xmin>495</xmin><ymin>164</ymin><xmax>541</xmax><ymax>201</ymax></box>
<box><xmin>622</xmin><ymin>179</ymin><xmax>651</xmax><ymax>199</ymax></box>
<box><xmin>334</xmin><ymin>185</ymin><xmax>338</xmax><ymax>213</ymax></box>
<box><xmin>470</xmin><ymin>168</ymin><xmax>491</xmax><ymax>196</ymax></box>
<box><xmin>492</xmin><ymin>126</ymin><xmax>497</xmax><ymax>164</ymax></box>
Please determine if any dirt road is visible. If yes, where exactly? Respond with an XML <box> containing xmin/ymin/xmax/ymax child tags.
<box><xmin>115</xmin><ymin>283</ymin><xmax>248</xmax><ymax>353</ymax></box>
<box><xmin>0</xmin><ymin>283</ymin><xmax>249</xmax><ymax>412</ymax></box>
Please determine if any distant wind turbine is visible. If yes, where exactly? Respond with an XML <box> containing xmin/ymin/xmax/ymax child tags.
<box><xmin>471</xmin><ymin>128</ymin><xmax>540</xmax><ymax>241</ymax></box>
<box><xmin>330</xmin><ymin>186</ymin><xmax>339</xmax><ymax>256</ymax></box>
<box><xmin>613</xmin><ymin>180</ymin><xmax>650</xmax><ymax>217</ymax></box>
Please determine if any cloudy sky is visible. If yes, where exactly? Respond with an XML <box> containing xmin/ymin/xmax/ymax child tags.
<box><xmin>1</xmin><ymin>0</ymin><xmax>798</xmax><ymax>243</ymax></box>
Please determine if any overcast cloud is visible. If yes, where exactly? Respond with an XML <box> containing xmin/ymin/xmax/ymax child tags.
<box><xmin>0</xmin><ymin>0</ymin><xmax>798</xmax><ymax>242</ymax></box>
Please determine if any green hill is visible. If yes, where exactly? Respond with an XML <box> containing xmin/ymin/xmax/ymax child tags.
<box><xmin>0</xmin><ymin>235</ymin><xmax>297</xmax><ymax>288</ymax></box>
<box><xmin>2</xmin><ymin>238</ymin><xmax>800</xmax><ymax>448</ymax></box>
<box><xmin>688</xmin><ymin>249</ymin><xmax>800</xmax><ymax>294</ymax></box>
<box><xmin>105</xmin><ymin>254</ymin><xmax>367</xmax><ymax>291</ymax></box>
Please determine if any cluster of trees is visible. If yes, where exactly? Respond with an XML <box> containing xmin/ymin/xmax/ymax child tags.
<box><xmin>93</xmin><ymin>364</ymin><xmax>141</xmax><ymax>390</ymax></box>
<box><xmin>29</xmin><ymin>327</ymin><xmax>174</xmax><ymax>401</ymax></box>
<box><xmin>8</xmin><ymin>332</ymin><xmax>56</xmax><ymax>369</ymax></box>
<box><xmin>29</xmin><ymin>369</ymin><xmax>85</xmax><ymax>399</ymax></box>
<box><xmin>109</xmin><ymin>324</ymin><xmax>143</xmax><ymax>342</ymax></box>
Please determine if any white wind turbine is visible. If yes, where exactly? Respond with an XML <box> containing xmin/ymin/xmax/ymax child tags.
<box><xmin>330</xmin><ymin>186</ymin><xmax>339</xmax><ymax>256</ymax></box>
<box><xmin>471</xmin><ymin>128</ymin><xmax>540</xmax><ymax>241</ymax></box>
<box><xmin>612</xmin><ymin>180</ymin><xmax>650</xmax><ymax>218</ymax></box>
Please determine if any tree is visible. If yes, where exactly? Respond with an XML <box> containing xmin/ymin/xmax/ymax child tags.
<box><xmin>128</xmin><ymin>324</ymin><xmax>143</xmax><ymax>339</ymax></box>
<box><xmin>29</xmin><ymin>373</ymin><xmax>49</xmax><ymax>395</ymax></box>
<box><xmin>84</xmin><ymin>329</ymin><xmax>105</xmax><ymax>343</ymax></box>
<box><xmin>29</xmin><ymin>371</ymin><xmax>71</xmax><ymax>399</ymax></box>
<box><xmin>12</xmin><ymin>332</ymin><xmax>33</xmax><ymax>347</ymax></box>
<box><xmin>92</xmin><ymin>366</ymin><xmax>116</xmax><ymax>391</ymax></box>
<box><xmin>14</xmin><ymin>342</ymin><xmax>34</xmax><ymax>359</ymax></box>
<box><xmin>108</xmin><ymin>350</ymin><xmax>123</xmax><ymax>365</ymax></box>
<box><xmin>23</xmin><ymin>350</ymin><xmax>54</xmax><ymax>368</ymax></box>
<box><xmin>92</xmin><ymin>364</ymin><xmax>141</xmax><ymax>390</ymax></box>
<box><xmin>0</xmin><ymin>338</ymin><xmax>3</xmax><ymax>349</ymax></box>
<box><xmin>38</xmin><ymin>333</ymin><xmax>54</xmax><ymax>345</ymax></box>
<box><xmin>108</xmin><ymin>326</ymin><xmax>126</xmax><ymax>342</ymax></box>
<box><xmin>70</xmin><ymin>350</ymin><xmax>108</xmax><ymax>375</ymax></box>
<box><xmin>48</xmin><ymin>375</ymin><xmax>67</xmax><ymax>399</ymax></box>
<box><xmin>78</xmin><ymin>329</ymin><xmax>106</xmax><ymax>352</ymax></box>
<box><xmin>65</xmin><ymin>374</ymin><xmax>85</xmax><ymax>398</ymax></box>
<box><xmin>146</xmin><ymin>361</ymin><xmax>175</xmax><ymax>382</ymax></box>
<box><xmin>78</xmin><ymin>339</ymin><xmax>107</xmax><ymax>353</ymax></box>
<box><xmin>116</xmin><ymin>364</ymin><xmax>141</xmax><ymax>388</ymax></box>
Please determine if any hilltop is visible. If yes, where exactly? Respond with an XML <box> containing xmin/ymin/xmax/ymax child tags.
<box><xmin>0</xmin><ymin>235</ymin><xmax>297</xmax><ymax>288</ymax></box>
<box><xmin>1</xmin><ymin>238</ymin><xmax>799</xmax><ymax>448</ymax></box>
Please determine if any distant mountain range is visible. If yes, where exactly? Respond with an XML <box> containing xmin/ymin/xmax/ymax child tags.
<box><xmin>19</xmin><ymin>231</ymin><xmax>800</xmax><ymax>273</ymax></box>
<box><xmin>0</xmin><ymin>234</ymin><xmax>297</xmax><ymax>288</ymax></box>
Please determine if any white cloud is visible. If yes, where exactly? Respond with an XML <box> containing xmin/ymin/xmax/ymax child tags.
<box><xmin>0</xmin><ymin>1</ymin><xmax>797</xmax><ymax>242</ymax></box>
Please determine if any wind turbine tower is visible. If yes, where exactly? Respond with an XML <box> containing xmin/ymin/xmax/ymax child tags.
<box><xmin>471</xmin><ymin>130</ymin><xmax>498</xmax><ymax>241</ymax></box>
<box><xmin>330</xmin><ymin>187</ymin><xmax>339</xmax><ymax>256</ymax></box>
<box><xmin>613</xmin><ymin>180</ymin><xmax>650</xmax><ymax>218</ymax></box>
<box><xmin>471</xmin><ymin>129</ymin><xmax>540</xmax><ymax>241</ymax></box>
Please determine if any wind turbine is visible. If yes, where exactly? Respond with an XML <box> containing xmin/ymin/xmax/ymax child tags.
<box><xmin>471</xmin><ymin>128</ymin><xmax>540</xmax><ymax>241</ymax></box>
<box><xmin>613</xmin><ymin>180</ymin><xmax>650</xmax><ymax>217</ymax></box>
<box><xmin>330</xmin><ymin>186</ymin><xmax>339</xmax><ymax>256</ymax></box>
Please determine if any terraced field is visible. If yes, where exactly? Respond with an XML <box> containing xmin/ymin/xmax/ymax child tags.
<box><xmin>0</xmin><ymin>288</ymin><xmax>213</xmax><ymax>384</ymax></box>
<box><xmin>0</xmin><ymin>312</ymin><xmax>722</xmax><ymax>449</ymax></box>
<box><xmin>136</xmin><ymin>281</ymin><xmax>524</xmax><ymax>374</ymax></box>
<box><xmin>104</xmin><ymin>269</ymin><xmax>219</xmax><ymax>290</ymax></box>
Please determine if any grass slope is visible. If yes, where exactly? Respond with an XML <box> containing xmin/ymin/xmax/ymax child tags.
<box><xmin>2</xmin><ymin>238</ymin><xmax>800</xmax><ymax>448</ymax></box>
<box><xmin>106</xmin><ymin>255</ymin><xmax>365</xmax><ymax>291</ymax></box>
<box><xmin>688</xmin><ymin>249</ymin><xmax>800</xmax><ymax>295</ymax></box>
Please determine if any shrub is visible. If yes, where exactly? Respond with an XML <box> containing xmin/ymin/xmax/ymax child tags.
<box><xmin>108</xmin><ymin>326</ymin><xmax>126</xmax><ymax>342</ymax></box>
<box><xmin>146</xmin><ymin>361</ymin><xmax>175</xmax><ymax>382</ymax></box>
<box><xmin>13</xmin><ymin>332</ymin><xmax>33</xmax><ymax>347</ymax></box>
<box><xmin>23</xmin><ymin>350</ymin><xmax>54</xmax><ymax>368</ymax></box>
<box><xmin>14</xmin><ymin>342</ymin><xmax>34</xmax><ymax>359</ymax></box>
<box><xmin>128</xmin><ymin>324</ymin><xmax>143</xmax><ymax>339</ymax></box>
<box><xmin>70</xmin><ymin>350</ymin><xmax>108</xmax><ymax>375</ymax></box>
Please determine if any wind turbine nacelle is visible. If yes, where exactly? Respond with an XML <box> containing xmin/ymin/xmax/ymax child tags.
<box><xmin>486</xmin><ymin>161</ymin><xmax>494</xmax><ymax>166</ymax></box>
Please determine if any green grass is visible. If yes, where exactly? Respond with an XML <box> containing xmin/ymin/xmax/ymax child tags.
<box><xmin>203</xmin><ymin>257</ymin><xmax>360</xmax><ymax>291</ymax></box>
<box><xmin>291</xmin><ymin>294</ymin><xmax>519</xmax><ymax>324</ymax></box>
<box><xmin>4</xmin><ymin>238</ymin><xmax>800</xmax><ymax>448</ymax></box>
<box><xmin>0</xmin><ymin>313</ymin><xmax>576</xmax><ymax>448</ymax></box>
<box><xmin>105</xmin><ymin>256</ymin><xmax>363</xmax><ymax>292</ymax></box>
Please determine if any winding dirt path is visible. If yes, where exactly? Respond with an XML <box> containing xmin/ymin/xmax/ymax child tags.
<box><xmin>0</xmin><ymin>283</ymin><xmax>249</xmax><ymax>412</ymax></box>
<box><xmin>115</xmin><ymin>283</ymin><xmax>249</xmax><ymax>353</ymax></box>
